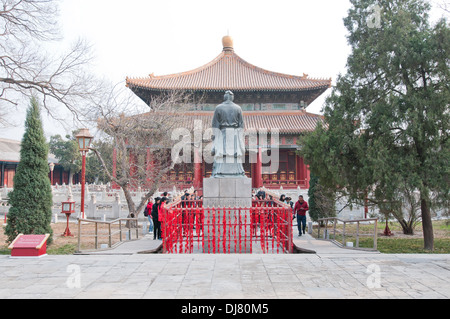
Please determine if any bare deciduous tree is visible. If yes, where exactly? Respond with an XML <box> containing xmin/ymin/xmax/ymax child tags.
<box><xmin>0</xmin><ymin>0</ymin><xmax>97</xmax><ymax>126</ymax></box>
<box><xmin>89</xmin><ymin>85</ymin><xmax>200</xmax><ymax>220</ymax></box>
<box><xmin>433</xmin><ymin>0</ymin><xmax>450</xmax><ymax>14</ymax></box>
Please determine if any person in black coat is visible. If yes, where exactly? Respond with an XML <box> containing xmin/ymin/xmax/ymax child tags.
<box><xmin>152</xmin><ymin>197</ymin><xmax>161</xmax><ymax>240</ymax></box>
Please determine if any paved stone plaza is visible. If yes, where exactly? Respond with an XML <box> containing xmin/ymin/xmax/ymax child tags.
<box><xmin>0</xmin><ymin>234</ymin><xmax>449</xmax><ymax>299</ymax></box>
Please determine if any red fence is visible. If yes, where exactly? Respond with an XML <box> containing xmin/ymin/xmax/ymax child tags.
<box><xmin>161</xmin><ymin>200</ymin><xmax>293</xmax><ymax>254</ymax></box>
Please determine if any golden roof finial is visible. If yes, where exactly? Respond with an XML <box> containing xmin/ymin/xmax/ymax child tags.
<box><xmin>222</xmin><ymin>35</ymin><xmax>234</xmax><ymax>52</ymax></box>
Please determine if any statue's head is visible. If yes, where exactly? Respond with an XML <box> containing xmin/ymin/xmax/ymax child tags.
<box><xmin>224</xmin><ymin>91</ymin><xmax>234</xmax><ymax>102</ymax></box>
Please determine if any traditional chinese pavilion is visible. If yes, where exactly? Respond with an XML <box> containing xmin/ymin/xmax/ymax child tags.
<box><xmin>0</xmin><ymin>138</ymin><xmax>79</xmax><ymax>188</ymax></box>
<box><xmin>125</xmin><ymin>36</ymin><xmax>331</xmax><ymax>191</ymax></box>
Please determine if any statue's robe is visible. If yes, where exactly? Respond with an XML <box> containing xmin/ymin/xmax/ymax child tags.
<box><xmin>211</xmin><ymin>100</ymin><xmax>246</xmax><ymax>178</ymax></box>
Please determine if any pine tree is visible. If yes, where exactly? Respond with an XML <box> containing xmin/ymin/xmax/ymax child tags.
<box><xmin>5</xmin><ymin>97</ymin><xmax>54</xmax><ymax>244</ymax></box>
<box><xmin>307</xmin><ymin>173</ymin><xmax>336</xmax><ymax>223</ymax></box>
<box><xmin>300</xmin><ymin>0</ymin><xmax>449</xmax><ymax>251</ymax></box>
<box><xmin>308</xmin><ymin>174</ymin><xmax>320</xmax><ymax>223</ymax></box>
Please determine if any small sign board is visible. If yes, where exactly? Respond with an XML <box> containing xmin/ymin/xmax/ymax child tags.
<box><xmin>8</xmin><ymin>234</ymin><xmax>50</xmax><ymax>258</ymax></box>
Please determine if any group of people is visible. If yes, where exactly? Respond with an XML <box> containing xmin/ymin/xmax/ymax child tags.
<box><xmin>180</xmin><ymin>190</ymin><xmax>204</xmax><ymax>236</ymax></box>
<box><xmin>181</xmin><ymin>190</ymin><xmax>202</xmax><ymax>206</ymax></box>
<box><xmin>144</xmin><ymin>192</ymin><xmax>171</xmax><ymax>240</ymax></box>
<box><xmin>144</xmin><ymin>190</ymin><xmax>204</xmax><ymax>240</ymax></box>
<box><xmin>252</xmin><ymin>191</ymin><xmax>309</xmax><ymax>237</ymax></box>
<box><xmin>144</xmin><ymin>189</ymin><xmax>310</xmax><ymax>240</ymax></box>
<box><xmin>253</xmin><ymin>190</ymin><xmax>275</xmax><ymax>203</ymax></box>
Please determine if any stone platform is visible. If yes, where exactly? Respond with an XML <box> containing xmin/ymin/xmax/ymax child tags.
<box><xmin>202</xmin><ymin>177</ymin><xmax>252</xmax><ymax>208</ymax></box>
<box><xmin>202</xmin><ymin>177</ymin><xmax>252</xmax><ymax>253</ymax></box>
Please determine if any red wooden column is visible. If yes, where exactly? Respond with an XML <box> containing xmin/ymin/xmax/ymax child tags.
<box><xmin>296</xmin><ymin>156</ymin><xmax>311</xmax><ymax>189</ymax></box>
<box><xmin>251</xmin><ymin>147</ymin><xmax>263</xmax><ymax>189</ymax></box>
<box><xmin>251</xmin><ymin>158</ymin><xmax>256</xmax><ymax>188</ymax></box>
<box><xmin>297</xmin><ymin>156</ymin><xmax>306</xmax><ymax>189</ymax></box>
<box><xmin>255</xmin><ymin>147</ymin><xmax>263</xmax><ymax>189</ymax></box>
<box><xmin>296</xmin><ymin>155</ymin><xmax>302</xmax><ymax>188</ymax></box>
<box><xmin>193</xmin><ymin>147</ymin><xmax>203</xmax><ymax>190</ymax></box>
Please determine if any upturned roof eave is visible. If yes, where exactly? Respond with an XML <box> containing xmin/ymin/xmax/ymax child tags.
<box><xmin>125</xmin><ymin>50</ymin><xmax>332</xmax><ymax>93</ymax></box>
<box><xmin>127</xmin><ymin>85</ymin><xmax>331</xmax><ymax>92</ymax></box>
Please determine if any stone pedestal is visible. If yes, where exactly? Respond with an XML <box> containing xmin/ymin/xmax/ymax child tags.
<box><xmin>203</xmin><ymin>177</ymin><xmax>252</xmax><ymax>253</ymax></box>
<box><xmin>203</xmin><ymin>177</ymin><xmax>252</xmax><ymax>208</ymax></box>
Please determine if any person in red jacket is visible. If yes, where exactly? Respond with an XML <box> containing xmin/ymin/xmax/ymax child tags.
<box><xmin>158</xmin><ymin>197</ymin><xmax>169</xmax><ymax>241</ymax></box>
<box><xmin>294</xmin><ymin>195</ymin><xmax>309</xmax><ymax>237</ymax></box>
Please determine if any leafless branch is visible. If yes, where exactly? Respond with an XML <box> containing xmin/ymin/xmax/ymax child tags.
<box><xmin>89</xmin><ymin>84</ymin><xmax>200</xmax><ymax>218</ymax></box>
<box><xmin>0</xmin><ymin>0</ymin><xmax>60</xmax><ymax>42</ymax></box>
<box><xmin>0</xmin><ymin>0</ymin><xmax>99</xmax><ymax>128</ymax></box>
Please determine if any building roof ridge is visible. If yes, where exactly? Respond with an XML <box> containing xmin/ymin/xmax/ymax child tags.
<box><xmin>126</xmin><ymin>48</ymin><xmax>332</xmax><ymax>90</ymax></box>
<box><xmin>132</xmin><ymin>51</ymin><xmax>228</xmax><ymax>82</ymax></box>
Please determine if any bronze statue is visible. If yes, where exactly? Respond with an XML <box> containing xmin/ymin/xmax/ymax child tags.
<box><xmin>211</xmin><ymin>91</ymin><xmax>246</xmax><ymax>178</ymax></box>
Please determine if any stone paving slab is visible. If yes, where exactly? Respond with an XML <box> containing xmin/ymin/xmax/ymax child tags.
<box><xmin>1</xmin><ymin>230</ymin><xmax>448</xmax><ymax>300</ymax></box>
<box><xmin>79</xmin><ymin>229</ymin><xmax>379</xmax><ymax>256</ymax></box>
<box><xmin>78</xmin><ymin>234</ymin><xmax>162</xmax><ymax>255</ymax></box>
<box><xmin>293</xmin><ymin>233</ymin><xmax>380</xmax><ymax>255</ymax></box>
<box><xmin>0</xmin><ymin>251</ymin><xmax>449</xmax><ymax>299</ymax></box>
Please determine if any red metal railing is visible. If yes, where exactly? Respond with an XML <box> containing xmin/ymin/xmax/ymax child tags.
<box><xmin>161</xmin><ymin>200</ymin><xmax>293</xmax><ymax>254</ymax></box>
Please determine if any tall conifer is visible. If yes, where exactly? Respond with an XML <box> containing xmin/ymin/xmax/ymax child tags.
<box><xmin>5</xmin><ymin>97</ymin><xmax>53</xmax><ymax>244</ymax></box>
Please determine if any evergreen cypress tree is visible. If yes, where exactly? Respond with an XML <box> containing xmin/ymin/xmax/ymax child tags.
<box><xmin>5</xmin><ymin>97</ymin><xmax>53</xmax><ymax>244</ymax></box>
<box><xmin>308</xmin><ymin>174</ymin><xmax>320</xmax><ymax>223</ymax></box>
<box><xmin>300</xmin><ymin>0</ymin><xmax>449</xmax><ymax>251</ymax></box>
<box><xmin>307</xmin><ymin>173</ymin><xmax>336</xmax><ymax>223</ymax></box>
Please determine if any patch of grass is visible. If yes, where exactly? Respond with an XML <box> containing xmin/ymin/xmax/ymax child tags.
<box><xmin>312</xmin><ymin>219</ymin><xmax>450</xmax><ymax>254</ymax></box>
<box><xmin>47</xmin><ymin>244</ymin><xmax>77</xmax><ymax>255</ymax></box>
<box><xmin>359</xmin><ymin>237</ymin><xmax>450</xmax><ymax>254</ymax></box>
<box><xmin>436</xmin><ymin>221</ymin><xmax>450</xmax><ymax>231</ymax></box>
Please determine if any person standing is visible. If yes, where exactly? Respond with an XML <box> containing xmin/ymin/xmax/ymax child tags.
<box><xmin>146</xmin><ymin>199</ymin><xmax>154</xmax><ymax>234</ymax></box>
<box><xmin>294</xmin><ymin>195</ymin><xmax>309</xmax><ymax>237</ymax></box>
<box><xmin>181</xmin><ymin>192</ymin><xmax>189</xmax><ymax>208</ymax></box>
<box><xmin>158</xmin><ymin>197</ymin><xmax>169</xmax><ymax>241</ymax></box>
<box><xmin>152</xmin><ymin>197</ymin><xmax>161</xmax><ymax>240</ymax></box>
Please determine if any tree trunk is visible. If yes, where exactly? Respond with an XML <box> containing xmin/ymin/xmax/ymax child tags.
<box><xmin>399</xmin><ymin>219</ymin><xmax>414</xmax><ymax>235</ymax></box>
<box><xmin>68</xmin><ymin>170</ymin><xmax>74</xmax><ymax>186</ymax></box>
<box><xmin>122</xmin><ymin>184</ymin><xmax>138</xmax><ymax>229</ymax></box>
<box><xmin>420</xmin><ymin>193</ymin><xmax>434</xmax><ymax>251</ymax></box>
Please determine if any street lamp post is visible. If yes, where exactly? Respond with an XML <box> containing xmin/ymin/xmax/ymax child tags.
<box><xmin>49</xmin><ymin>163</ymin><xmax>55</xmax><ymax>186</ymax></box>
<box><xmin>61</xmin><ymin>198</ymin><xmax>75</xmax><ymax>237</ymax></box>
<box><xmin>75</xmin><ymin>129</ymin><xmax>93</xmax><ymax>220</ymax></box>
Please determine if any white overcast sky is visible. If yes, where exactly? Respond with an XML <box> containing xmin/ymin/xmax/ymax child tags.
<box><xmin>0</xmin><ymin>0</ymin><xmax>446</xmax><ymax>141</ymax></box>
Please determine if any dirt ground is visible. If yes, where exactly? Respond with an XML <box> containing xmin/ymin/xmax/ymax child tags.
<box><xmin>0</xmin><ymin>218</ymin><xmax>141</xmax><ymax>252</ymax></box>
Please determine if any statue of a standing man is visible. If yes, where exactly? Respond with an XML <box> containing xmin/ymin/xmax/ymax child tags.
<box><xmin>211</xmin><ymin>91</ymin><xmax>246</xmax><ymax>178</ymax></box>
